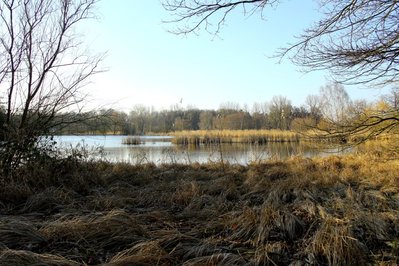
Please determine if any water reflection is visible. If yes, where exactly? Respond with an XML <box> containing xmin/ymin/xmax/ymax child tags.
<box><xmin>55</xmin><ymin>135</ymin><xmax>344</xmax><ymax>165</ymax></box>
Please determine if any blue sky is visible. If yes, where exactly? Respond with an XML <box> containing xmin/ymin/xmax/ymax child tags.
<box><xmin>82</xmin><ymin>0</ymin><xmax>388</xmax><ymax>111</ymax></box>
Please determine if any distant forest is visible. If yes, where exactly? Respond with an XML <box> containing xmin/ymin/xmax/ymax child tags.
<box><xmin>2</xmin><ymin>84</ymin><xmax>397</xmax><ymax>137</ymax></box>
<box><xmin>51</xmin><ymin>96</ymin><xmax>321</xmax><ymax>135</ymax></box>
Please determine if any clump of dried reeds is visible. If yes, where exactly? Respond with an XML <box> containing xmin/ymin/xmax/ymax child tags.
<box><xmin>106</xmin><ymin>241</ymin><xmax>172</xmax><ymax>265</ymax></box>
<box><xmin>122</xmin><ymin>136</ymin><xmax>142</xmax><ymax>145</ymax></box>
<box><xmin>172</xmin><ymin>129</ymin><xmax>301</xmax><ymax>145</ymax></box>
<box><xmin>40</xmin><ymin>210</ymin><xmax>148</xmax><ymax>249</ymax></box>
<box><xmin>309</xmin><ymin>218</ymin><xmax>365</xmax><ymax>266</ymax></box>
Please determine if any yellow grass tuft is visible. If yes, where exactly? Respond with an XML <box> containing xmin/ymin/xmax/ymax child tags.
<box><xmin>310</xmin><ymin>218</ymin><xmax>365</xmax><ymax>266</ymax></box>
<box><xmin>107</xmin><ymin>241</ymin><xmax>172</xmax><ymax>265</ymax></box>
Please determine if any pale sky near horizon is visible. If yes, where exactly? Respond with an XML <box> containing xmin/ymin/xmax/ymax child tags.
<box><xmin>82</xmin><ymin>0</ymin><xmax>389</xmax><ymax>112</ymax></box>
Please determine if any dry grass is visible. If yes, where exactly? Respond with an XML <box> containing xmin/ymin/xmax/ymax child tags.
<box><xmin>309</xmin><ymin>218</ymin><xmax>365</xmax><ymax>266</ymax></box>
<box><xmin>121</xmin><ymin>136</ymin><xmax>142</xmax><ymax>145</ymax></box>
<box><xmin>41</xmin><ymin>209</ymin><xmax>148</xmax><ymax>247</ymax></box>
<box><xmin>105</xmin><ymin>241</ymin><xmax>172</xmax><ymax>265</ymax></box>
<box><xmin>0</xmin><ymin>249</ymin><xmax>79</xmax><ymax>266</ymax></box>
<box><xmin>172</xmin><ymin>129</ymin><xmax>301</xmax><ymax>145</ymax></box>
<box><xmin>0</xmin><ymin>152</ymin><xmax>398</xmax><ymax>265</ymax></box>
<box><xmin>0</xmin><ymin>219</ymin><xmax>46</xmax><ymax>250</ymax></box>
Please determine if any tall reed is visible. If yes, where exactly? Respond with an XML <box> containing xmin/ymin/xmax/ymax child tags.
<box><xmin>171</xmin><ymin>129</ymin><xmax>301</xmax><ymax>145</ymax></box>
<box><xmin>122</xmin><ymin>136</ymin><xmax>142</xmax><ymax>145</ymax></box>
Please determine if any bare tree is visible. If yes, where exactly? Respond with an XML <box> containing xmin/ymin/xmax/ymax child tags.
<box><xmin>304</xmin><ymin>94</ymin><xmax>322</xmax><ymax>124</ymax></box>
<box><xmin>163</xmin><ymin>0</ymin><xmax>399</xmax><ymax>86</ymax></box>
<box><xmin>318</xmin><ymin>82</ymin><xmax>351</xmax><ymax>124</ymax></box>
<box><xmin>268</xmin><ymin>95</ymin><xmax>292</xmax><ymax>130</ymax></box>
<box><xmin>0</xmin><ymin>0</ymin><xmax>103</xmax><ymax>174</ymax></box>
<box><xmin>383</xmin><ymin>87</ymin><xmax>399</xmax><ymax>110</ymax></box>
<box><xmin>130</xmin><ymin>105</ymin><xmax>150</xmax><ymax>135</ymax></box>
<box><xmin>199</xmin><ymin>110</ymin><xmax>213</xmax><ymax>130</ymax></box>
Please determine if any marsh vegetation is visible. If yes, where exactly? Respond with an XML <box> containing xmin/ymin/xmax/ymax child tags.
<box><xmin>2</xmin><ymin>0</ymin><xmax>399</xmax><ymax>265</ymax></box>
<box><xmin>0</xmin><ymin>148</ymin><xmax>398</xmax><ymax>265</ymax></box>
<box><xmin>171</xmin><ymin>130</ymin><xmax>301</xmax><ymax>145</ymax></box>
<box><xmin>121</xmin><ymin>136</ymin><xmax>143</xmax><ymax>145</ymax></box>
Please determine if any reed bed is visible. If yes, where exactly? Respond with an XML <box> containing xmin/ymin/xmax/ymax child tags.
<box><xmin>0</xmin><ymin>152</ymin><xmax>398</xmax><ymax>265</ymax></box>
<box><xmin>172</xmin><ymin>129</ymin><xmax>301</xmax><ymax>145</ymax></box>
<box><xmin>121</xmin><ymin>136</ymin><xmax>142</xmax><ymax>145</ymax></box>
<box><xmin>304</xmin><ymin>129</ymin><xmax>399</xmax><ymax>145</ymax></box>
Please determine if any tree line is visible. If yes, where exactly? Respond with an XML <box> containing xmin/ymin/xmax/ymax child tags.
<box><xmin>48</xmin><ymin>83</ymin><xmax>398</xmax><ymax>136</ymax></box>
<box><xmin>50</xmin><ymin>96</ymin><xmax>315</xmax><ymax>135</ymax></box>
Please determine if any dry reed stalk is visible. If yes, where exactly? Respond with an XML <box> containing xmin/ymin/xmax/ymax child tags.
<box><xmin>106</xmin><ymin>240</ymin><xmax>172</xmax><ymax>265</ymax></box>
<box><xmin>0</xmin><ymin>249</ymin><xmax>79</xmax><ymax>266</ymax></box>
<box><xmin>171</xmin><ymin>181</ymin><xmax>202</xmax><ymax>206</ymax></box>
<box><xmin>121</xmin><ymin>136</ymin><xmax>142</xmax><ymax>145</ymax></box>
<box><xmin>40</xmin><ymin>210</ymin><xmax>148</xmax><ymax>249</ymax></box>
<box><xmin>309</xmin><ymin>218</ymin><xmax>365</xmax><ymax>266</ymax></box>
<box><xmin>182</xmin><ymin>253</ymin><xmax>246</xmax><ymax>266</ymax></box>
<box><xmin>0</xmin><ymin>219</ymin><xmax>46</xmax><ymax>249</ymax></box>
<box><xmin>21</xmin><ymin>187</ymin><xmax>74</xmax><ymax>213</ymax></box>
<box><xmin>253</xmin><ymin>242</ymin><xmax>289</xmax><ymax>265</ymax></box>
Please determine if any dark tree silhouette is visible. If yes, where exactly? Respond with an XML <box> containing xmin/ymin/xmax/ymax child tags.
<box><xmin>0</xmin><ymin>0</ymin><xmax>103</xmax><ymax>175</ymax></box>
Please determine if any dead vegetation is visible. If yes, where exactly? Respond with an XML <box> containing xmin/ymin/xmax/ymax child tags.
<box><xmin>0</xmin><ymin>153</ymin><xmax>398</xmax><ymax>265</ymax></box>
<box><xmin>172</xmin><ymin>130</ymin><xmax>301</xmax><ymax>145</ymax></box>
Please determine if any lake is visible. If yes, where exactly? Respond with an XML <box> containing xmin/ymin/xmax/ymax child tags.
<box><xmin>54</xmin><ymin>135</ymin><xmax>344</xmax><ymax>165</ymax></box>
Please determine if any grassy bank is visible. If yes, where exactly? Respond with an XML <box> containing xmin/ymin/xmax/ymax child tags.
<box><xmin>0</xmin><ymin>153</ymin><xmax>398</xmax><ymax>265</ymax></box>
<box><xmin>171</xmin><ymin>130</ymin><xmax>301</xmax><ymax>145</ymax></box>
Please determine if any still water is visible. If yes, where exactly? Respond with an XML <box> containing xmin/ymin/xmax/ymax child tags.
<box><xmin>55</xmin><ymin>135</ymin><xmax>343</xmax><ymax>165</ymax></box>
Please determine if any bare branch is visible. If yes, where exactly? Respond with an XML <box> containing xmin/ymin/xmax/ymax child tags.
<box><xmin>163</xmin><ymin>0</ymin><xmax>276</xmax><ymax>35</ymax></box>
<box><xmin>0</xmin><ymin>0</ymin><xmax>102</xmax><ymax>173</ymax></box>
<box><xmin>163</xmin><ymin>0</ymin><xmax>399</xmax><ymax>86</ymax></box>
